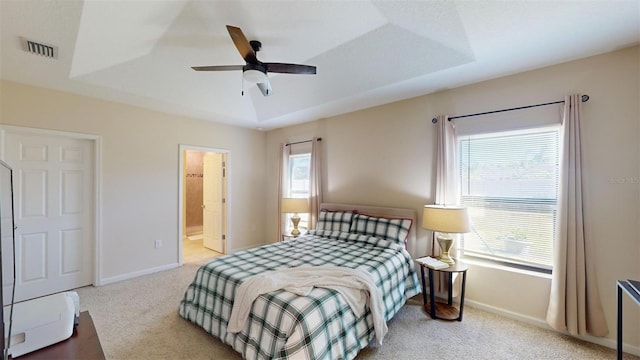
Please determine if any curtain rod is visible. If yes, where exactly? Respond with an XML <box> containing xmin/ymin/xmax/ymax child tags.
<box><xmin>431</xmin><ymin>94</ymin><xmax>590</xmax><ymax>123</ymax></box>
<box><xmin>285</xmin><ymin>138</ymin><xmax>322</xmax><ymax>146</ymax></box>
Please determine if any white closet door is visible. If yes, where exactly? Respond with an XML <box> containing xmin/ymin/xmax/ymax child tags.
<box><xmin>4</xmin><ymin>132</ymin><xmax>93</xmax><ymax>301</ymax></box>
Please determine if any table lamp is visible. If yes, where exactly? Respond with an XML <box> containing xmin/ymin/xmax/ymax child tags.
<box><xmin>422</xmin><ymin>205</ymin><xmax>472</xmax><ymax>265</ymax></box>
<box><xmin>282</xmin><ymin>198</ymin><xmax>309</xmax><ymax>236</ymax></box>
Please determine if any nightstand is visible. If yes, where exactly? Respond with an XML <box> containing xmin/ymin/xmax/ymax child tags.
<box><xmin>420</xmin><ymin>261</ymin><xmax>468</xmax><ymax>321</ymax></box>
<box><xmin>281</xmin><ymin>234</ymin><xmax>297</xmax><ymax>242</ymax></box>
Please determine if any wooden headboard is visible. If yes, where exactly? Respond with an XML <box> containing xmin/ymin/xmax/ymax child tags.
<box><xmin>320</xmin><ymin>202</ymin><xmax>417</xmax><ymax>251</ymax></box>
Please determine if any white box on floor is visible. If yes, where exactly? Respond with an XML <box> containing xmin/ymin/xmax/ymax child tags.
<box><xmin>4</xmin><ymin>291</ymin><xmax>79</xmax><ymax>358</ymax></box>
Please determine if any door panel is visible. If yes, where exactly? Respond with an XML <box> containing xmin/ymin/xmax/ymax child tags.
<box><xmin>3</xmin><ymin>132</ymin><xmax>93</xmax><ymax>301</ymax></box>
<box><xmin>61</xmin><ymin>228</ymin><xmax>82</xmax><ymax>274</ymax></box>
<box><xmin>21</xmin><ymin>170</ymin><xmax>47</xmax><ymax>218</ymax></box>
<box><xmin>61</xmin><ymin>171</ymin><xmax>83</xmax><ymax>214</ymax></box>
<box><xmin>203</xmin><ymin>153</ymin><xmax>224</xmax><ymax>253</ymax></box>
<box><xmin>21</xmin><ymin>232</ymin><xmax>46</xmax><ymax>282</ymax></box>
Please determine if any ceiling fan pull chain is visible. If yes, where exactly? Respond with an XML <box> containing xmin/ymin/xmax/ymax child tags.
<box><xmin>241</xmin><ymin>76</ymin><xmax>244</xmax><ymax>96</ymax></box>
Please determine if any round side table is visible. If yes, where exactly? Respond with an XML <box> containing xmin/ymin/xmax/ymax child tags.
<box><xmin>419</xmin><ymin>261</ymin><xmax>468</xmax><ymax>321</ymax></box>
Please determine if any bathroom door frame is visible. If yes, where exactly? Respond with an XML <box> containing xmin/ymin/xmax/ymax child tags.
<box><xmin>178</xmin><ymin>145</ymin><xmax>230</xmax><ymax>265</ymax></box>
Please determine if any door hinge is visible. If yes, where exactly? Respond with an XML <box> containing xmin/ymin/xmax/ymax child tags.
<box><xmin>222</xmin><ymin>198</ymin><xmax>226</xmax><ymax>204</ymax></box>
<box><xmin>222</xmin><ymin>234</ymin><xmax>226</xmax><ymax>240</ymax></box>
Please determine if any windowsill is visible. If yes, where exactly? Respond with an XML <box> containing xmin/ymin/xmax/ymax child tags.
<box><xmin>462</xmin><ymin>257</ymin><xmax>552</xmax><ymax>280</ymax></box>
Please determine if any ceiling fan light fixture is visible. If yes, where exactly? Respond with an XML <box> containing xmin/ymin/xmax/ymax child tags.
<box><xmin>192</xmin><ymin>26</ymin><xmax>316</xmax><ymax>96</ymax></box>
<box><xmin>243</xmin><ymin>68</ymin><xmax>267</xmax><ymax>83</ymax></box>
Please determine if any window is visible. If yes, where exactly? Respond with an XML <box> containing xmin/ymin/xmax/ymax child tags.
<box><xmin>458</xmin><ymin>127</ymin><xmax>559</xmax><ymax>271</ymax></box>
<box><xmin>286</xmin><ymin>153</ymin><xmax>311</xmax><ymax>231</ymax></box>
<box><xmin>288</xmin><ymin>154</ymin><xmax>311</xmax><ymax>197</ymax></box>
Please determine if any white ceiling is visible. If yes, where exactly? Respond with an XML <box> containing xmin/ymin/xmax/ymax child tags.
<box><xmin>1</xmin><ymin>1</ymin><xmax>639</xmax><ymax>130</ymax></box>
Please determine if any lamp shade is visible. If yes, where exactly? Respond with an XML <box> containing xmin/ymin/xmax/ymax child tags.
<box><xmin>282</xmin><ymin>198</ymin><xmax>309</xmax><ymax>214</ymax></box>
<box><xmin>422</xmin><ymin>205</ymin><xmax>471</xmax><ymax>234</ymax></box>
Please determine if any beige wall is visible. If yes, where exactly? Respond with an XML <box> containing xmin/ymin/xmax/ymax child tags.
<box><xmin>0</xmin><ymin>81</ymin><xmax>267</xmax><ymax>281</ymax></box>
<box><xmin>266</xmin><ymin>46</ymin><xmax>640</xmax><ymax>352</ymax></box>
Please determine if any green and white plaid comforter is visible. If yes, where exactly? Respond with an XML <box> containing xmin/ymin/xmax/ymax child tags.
<box><xmin>179</xmin><ymin>231</ymin><xmax>421</xmax><ymax>360</ymax></box>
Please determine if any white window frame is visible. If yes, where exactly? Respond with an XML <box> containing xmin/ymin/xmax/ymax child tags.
<box><xmin>285</xmin><ymin>152</ymin><xmax>311</xmax><ymax>232</ymax></box>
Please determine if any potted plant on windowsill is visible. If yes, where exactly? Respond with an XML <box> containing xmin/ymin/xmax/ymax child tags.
<box><xmin>500</xmin><ymin>228</ymin><xmax>531</xmax><ymax>254</ymax></box>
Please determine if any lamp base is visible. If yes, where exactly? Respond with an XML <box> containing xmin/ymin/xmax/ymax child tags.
<box><xmin>290</xmin><ymin>214</ymin><xmax>301</xmax><ymax>237</ymax></box>
<box><xmin>437</xmin><ymin>235</ymin><xmax>456</xmax><ymax>265</ymax></box>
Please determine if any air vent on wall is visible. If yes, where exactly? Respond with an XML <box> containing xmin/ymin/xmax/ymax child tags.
<box><xmin>21</xmin><ymin>38</ymin><xmax>58</xmax><ymax>59</ymax></box>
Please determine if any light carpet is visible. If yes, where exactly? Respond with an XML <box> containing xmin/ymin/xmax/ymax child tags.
<box><xmin>76</xmin><ymin>260</ymin><xmax>638</xmax><ymax>359</ymax></box>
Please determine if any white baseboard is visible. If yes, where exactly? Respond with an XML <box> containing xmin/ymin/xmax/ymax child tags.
<box><xmin>466</xmin><ymin>300</ymin><xmax>640</xmax><ymax>357</ymax></box>
<box><xmin>99</xmin><ymin>262</ymin><xmax>180</xmax><ymax>286</ymax></box>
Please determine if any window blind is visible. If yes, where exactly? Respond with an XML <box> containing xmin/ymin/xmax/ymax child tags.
<box><xmin>287</xmin><ymin>153</ymin><xmax>311</xmax><ymax>230</ymax></box>
<box><xmin>459</xmin><ymin>129</ymin><xmax>559</xmax><ymax>269</ymax></box>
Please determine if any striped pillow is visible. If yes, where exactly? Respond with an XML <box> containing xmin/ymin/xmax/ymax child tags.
<box><xmin>316</xmin><ymin>209</ymin><xmax>355</xmax><ymax>233</ymax></box>
<box><xmin>350</xmin><ymin>213</ymin><xmax>412</xmax><ymax>246</ymax></box>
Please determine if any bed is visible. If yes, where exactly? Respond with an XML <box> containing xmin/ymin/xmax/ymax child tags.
<box><xmin>179</xmin><ymin>203</ymin><xmax>421</xmax><ymax>360</ymax></box>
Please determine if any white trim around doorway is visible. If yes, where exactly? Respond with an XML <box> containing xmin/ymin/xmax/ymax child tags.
<box><xmin>178</xmin><ymin>144</ymin><xmax>231</xmax><ymax>266</ymax></box>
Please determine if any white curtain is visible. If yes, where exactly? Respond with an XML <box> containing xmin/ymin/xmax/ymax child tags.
<box><xmin>433</xmin><ymin>115</ymin><xmax>462</xmax><ymax>294</ymax></box>
<box><xmin>434</xmin><ymin>115</ymin><xmax>460</xmax><ymax>237</ymax></box>
<box><xmin>546</xmin><ymin>94</ymin><xmax>608</xmax><ymax>337</ymax></box>
<box><xmin>276</xmin><ymin>144</ymin><xmax>289</xmax><ymax>241</ymax></box>
<box><xmin>308</xmin><ymin>137</ymin><xmax>323</xmax><ymax>230</ymax></box>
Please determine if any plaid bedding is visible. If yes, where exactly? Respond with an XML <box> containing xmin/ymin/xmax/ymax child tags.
<box><xmin>179</xmin><ymin>232</ymin><xmax>421</xmax><ymax>360</ymax></box>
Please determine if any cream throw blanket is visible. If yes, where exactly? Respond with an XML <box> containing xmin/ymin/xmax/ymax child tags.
<box><xmin>227</xmin><ymin>265</ymin><xmax>387</xmax><ymax>345</ymax></box>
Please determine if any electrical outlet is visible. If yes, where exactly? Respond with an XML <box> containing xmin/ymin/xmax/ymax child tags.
<box><xmin>154</xmin><ymin>240</ymin><xmax>162</xmax><ymax>248</ymax></box>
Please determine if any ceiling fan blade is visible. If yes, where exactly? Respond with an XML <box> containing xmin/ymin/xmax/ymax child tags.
<box><xmin>265</xmin><ymin>63</ymin><xmax>316</xmax><ymax>75</ymax></box>
<box><xmin>256</xmin><ymin>79</ymin><xmax>272</xmax><ymax>96</ymax></box>
<box><xmin>191</xmin><ymin>65</ymin><xmax>244</xmax><ymax>71</ymax></box>
<box><xmin>226</xmin><ymin>25</ymin><xmax>257</xmax><ymax>63</ymax></box>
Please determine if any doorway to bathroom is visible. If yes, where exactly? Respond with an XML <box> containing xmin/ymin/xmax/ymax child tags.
<box><xmin>178</xmin><ymin>145</ymin><xmax>228</xmax><ymax>264</ymax></box>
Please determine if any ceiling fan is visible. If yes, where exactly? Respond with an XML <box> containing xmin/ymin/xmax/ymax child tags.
<box><xmin>192</xmin><ymin>25</ymin><xmax>317</xmax><ymax>96</ymax></box>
